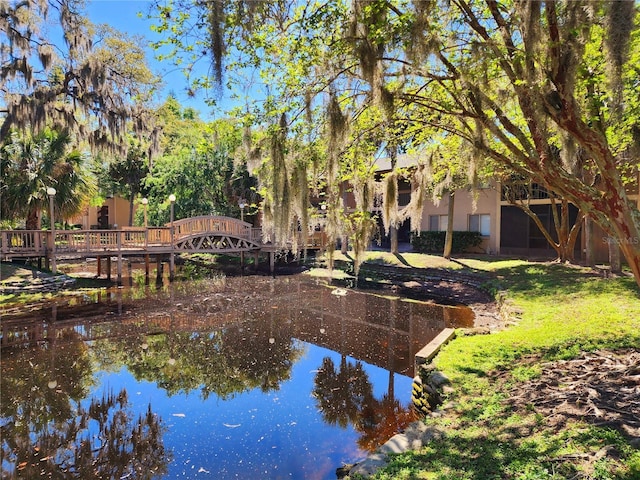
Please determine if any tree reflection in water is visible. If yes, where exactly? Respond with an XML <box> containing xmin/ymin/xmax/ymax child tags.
<box><xmin>313</xmin><ymin>356</ymin><xmax>374</xmax><ymax>428</ymax></box>
<box><xmin>113</xmin><ymin>319</ymin><xmax>304</xmax><ymax>400</ymax></box>
<box><xmin>0</xmin><ymin>274</ymin><xmax>467</xmax><ymax>476</ymax></box>
<box><xmin>313</xmin><ymin>355</ymin><xmax>416</xmax><ymax>452</ymax></box>
<box><xmin>0</xmin><ymin>330</ymin><xmax>169</xmax><ymax>479</ymax></box>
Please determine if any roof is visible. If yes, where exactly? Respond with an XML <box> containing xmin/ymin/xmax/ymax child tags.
<box><xmin>374</xmin><ymin>153</ymin><xmax>426</xmax><ymax>172</ymax></box>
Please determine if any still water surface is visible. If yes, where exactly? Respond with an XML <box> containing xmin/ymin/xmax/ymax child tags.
<box><xmin>1</xmin><ymin>274</ymin><xmax>474</xmax><ymax>479</ymax></box>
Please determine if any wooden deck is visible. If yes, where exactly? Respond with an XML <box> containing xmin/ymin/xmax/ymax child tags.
<box><xmin>1</xmin><ymin>216</ymin><xmax>265</xmax><ymax>260</ymax></box>
<box><xmin>1</xmin><ymin>215</ymin><xmax>328</xmax><ymax>278</ymax></box>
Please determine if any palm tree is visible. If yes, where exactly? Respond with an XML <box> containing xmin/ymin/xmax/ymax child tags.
<box><xmin>312</xmin><ymin>356</ymin><xmax>374</xmax><ymax>428</ymax></box>
<box><xmin>1</xmin><ymin>128</ymin><xmax>96</xmax><ymax>229</ymax></box>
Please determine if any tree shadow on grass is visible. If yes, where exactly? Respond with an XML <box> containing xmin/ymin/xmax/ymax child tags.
<box><xmin>381</xmin><ymin>405</ymin><xmax>639</xmax><ymax>480</ymax></box>
<box><xmin>491</xmin><ymin>262</ymin><xmax>640</xmax><ymax>299</ymax></box>
<box><xmin>383</xmin><ymin>428</ymin><xmax>570</xmax><ymax>480</ymax></box>
<box><xmin>455</xmin><ymin>366</ymin><xmax>488</xmax><ymax>377</ymax></box>
<box><xmin>448</xmin><ymin>257</ymin><xmax>487</xmax><ymax>274</ymax></box>
<box><xmin>393</xmin><ymin>253</ymin><xmax>410</xmax><ymax>267</ymax></box>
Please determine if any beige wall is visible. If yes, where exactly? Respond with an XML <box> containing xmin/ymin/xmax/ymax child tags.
<box><xmin>69</xmin><ymin>196</ymin><xmax>137</xmax><ymax>229</ymax></box>
<box><xmin>420</xmin><ymin>186</ymin><xmax>501</xmax><ymax>254</ymax></box>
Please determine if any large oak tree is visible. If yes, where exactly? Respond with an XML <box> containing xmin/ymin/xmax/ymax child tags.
<box><xmin>151</xmin><ymin>0</ymin><xmax>640</xmax><ymax>287</ymax></box>
<box><xmin>1</xmin><ymin>0</ymin><xmax>161</xmax><ymax>156</ymax></box>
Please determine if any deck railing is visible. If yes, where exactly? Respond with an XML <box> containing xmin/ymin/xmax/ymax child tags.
<box><xmin>1</xmin><ymin>215</ymin><xmax>326</xmax><ymax>259</ymax></box>
<box><xmin>0</xmin><ymin>230</ymin><xmax>48</xmax><ymax>256</ymax></box>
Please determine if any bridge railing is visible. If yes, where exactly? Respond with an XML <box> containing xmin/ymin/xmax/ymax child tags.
<box><xmin>53</xmin><ymin>228</ymin><xmax>173</xmax><ymax>253</ymax></box>
<box><xmin>1</xmin><ymin>217</ymin><xmax>328</xmax><ymax>258</ymax></box>
<box><xmin>1</xmin><ymin>230</ymin><xmax>48</xmax><ymax>256</ymax></box>
<box><xmin>251</xmin><ymin>228</ymin><xmax>262</xmax><ymax>243</ymax></box>
<box><xmin>171</xmin><ymin>215</ymin><xmax>255</xmax><ymax>242</ymax></box>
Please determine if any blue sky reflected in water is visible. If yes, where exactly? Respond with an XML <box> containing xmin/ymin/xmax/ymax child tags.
<box><xmin>91</xmin><ymin>342</ymin><xmax>412</xmax><ymax>479</ymax></box>
<box><xmin>2</xmin><ymin>275</ymin><xmax>473</xmax><ymax>478</ymax></box>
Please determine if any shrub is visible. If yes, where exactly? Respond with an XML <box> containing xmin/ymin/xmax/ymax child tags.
<box><xmin>411</xmin><ymin>231</ymin><xmax>483</xmax><ymax>254</ymax></box>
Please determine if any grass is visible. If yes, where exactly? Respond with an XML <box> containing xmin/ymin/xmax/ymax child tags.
<box><xmin>352</xmin><ymin>256</ymin><xmax>640</xmax><ymax>480</ymax></box>
<box><xmin>0</xmin><ymin>261</ymin><xmax>110</xmax><ymax>305</ymax></box>
<box><xmin>0</xmin><ymin>262</ymin><xmax>37</xmax><ymax>283</ymax></box>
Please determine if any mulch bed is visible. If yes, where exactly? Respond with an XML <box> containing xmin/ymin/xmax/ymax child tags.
<box><xmin>506</xmin><ymin>349</ymin><xmax>640</xmax><ymax>443</ymax></box>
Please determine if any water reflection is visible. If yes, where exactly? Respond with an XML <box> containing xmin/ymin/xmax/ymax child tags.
<box><xmin>1</xmin><ymin>274</ymin><xmax>474</xmax><ymax>479</ymax></box>
<box><xmin>0</xmin><ymin>331</ymin><xmax>169</xmax><ymax>478</ymax></box>
<box><xmin>313</xmin><ymin>356</ymin><xmax>416</xmax><ymax>452</ymax></box>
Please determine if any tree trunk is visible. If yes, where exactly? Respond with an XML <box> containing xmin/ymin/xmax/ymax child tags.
<box><xmin>443</xmin><ymin>191</ymin><xmax>455</xmax><ymax>259</ymax></box>
<box><xmin>341</xmin><ymin>234</ymin><xmax>348</xmax><ymax>254</ymax></box>
<box><xmin>618</xmin><ymin>238</ymin><xmax>640</xmax><ymax>281</ymax></box>
<box><xmin>605</xmin><ymin>202</ymin><xmax>640</xmax><ymax>282</ymax></box>
<box><xmin>513</xmin><ymin>201</ymin><xmax>562</xmax><ymax>258</ymax></box>
<box><xmin>609</xmin><ymin>241</ymin><xmax>621</xmax><ymax>274</ymax></box>
<box><xmin>26</xmin><ymin>208</ymin><xmax>40</xmax><ymax>230</ymax></box>
<box><xmin>128</xmin><ymin>193</ymin><xmax>135</xmax><ymax>227</ymax></box>
<box><xmin>535</xmin><ymin>74</ymin><xmax>640</xmax><ymax>287</ymax></box>
<box><xmin>584</xmin><ymin>216</ymin><xmax>595</xmax><ymax>267</ymax></box>
<box><xmin>390</xmin><ymin>226</ymin><xmax>398</xmax><ymax>255</ymax></box>
<box><xmin>565</xmin><ymin>209</ymin><xmax>584</xmax><ymax>262</ymax></box>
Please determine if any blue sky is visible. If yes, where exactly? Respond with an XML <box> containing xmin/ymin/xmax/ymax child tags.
<box><xmin>86</xmin><ymin>0</ymin><xmax>216</xmax><ymax>119</ymax></box>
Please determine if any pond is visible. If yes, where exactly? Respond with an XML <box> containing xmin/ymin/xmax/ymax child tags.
<box><xmin>0</xmin><ymin>274</ymin><xmax>474</xmax><ymax>479</ymax></box>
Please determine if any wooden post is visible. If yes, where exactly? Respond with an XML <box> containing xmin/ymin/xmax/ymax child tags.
<box><xmin>169</xmin><ymin>253</ymin><xmax>175</xmax><ymax>282</ymax></box>
<box><xmin>145</xmin><ymin>254</ymin><xmax>150</xmax><ymax>284</ymax></box>
<box><xmin>106</xmin><ymin>256</ymin><xmax>112</xmax><ymax>281</ymax></box>
<box><xmin>169</xmin><ymin>195</ymin><xmax>175</xmax><ymax>282</ymax></box>
<box><xmin>117</xmin><ymin>255</ymin><xmax>123</xmax><ymax>285</ymax></box>
<box><xmin>156</xmin><ymin>256</ymin><xmax>163</xmax><ymax>284</ymax></box>
<box><xmin>116</xmin><ymin>231</ymin><xmax>123</xmax><ymax>284</ymax></box>
<box><xmin>97</xmin><ymin>255</ymin><xmax>102</xmax><ymax>277</ymax></box>
<box><xmin>34</xmin><ymin>231</ymin><xmax>41</xmax><ymax>256</ymax></box>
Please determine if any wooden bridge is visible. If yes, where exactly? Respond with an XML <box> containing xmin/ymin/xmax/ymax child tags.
<box><xmin>1</xmin><ymin>215</ymin><xmax>326</xmax><ymax>280</ymax></box>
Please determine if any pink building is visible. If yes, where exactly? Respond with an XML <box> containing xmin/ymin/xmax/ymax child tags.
<box><xmin>366</xmin><ymin>155</ymin><xmax>639</xmax><ymax>262</ymax></box>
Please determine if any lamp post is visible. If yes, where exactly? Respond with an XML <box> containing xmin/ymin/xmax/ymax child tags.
<box><xmin>141</xmin><ymin>197</ymin><xmax>148</xmax><ymax>228</ymax></box>
<box><xmin>169</xmin><ymin>194</ymin><xmax>176</xmax><ymax>229</ymax></box>
<box><xmin>168</xmin><ymin>194</ymin><xmax>176</xmax><ymax>281</ymax></box>
<box><xmin>141</xmin><ymin>197</ymin><xmax>150</xmax><ymax>281</ymax></box>
<box><xmin>238</xmin><ymin>199</ymin><xmax>248</xmax><ymax>270</ymax></box>
<box><xmin>46</xmin><ymin>187</ymin><xmax>57</xmax><ymax>274</ymax></box>
<box><xmin>238</xmin><ymin>199</ymin><xmax>247</xmax><ymax>222</ymax></box>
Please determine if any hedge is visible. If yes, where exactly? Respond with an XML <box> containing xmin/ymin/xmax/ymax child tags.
<box><xmin>411</xmin><ymin>231</ymin><xmax>483</xmax><ymax>254</ymax></box>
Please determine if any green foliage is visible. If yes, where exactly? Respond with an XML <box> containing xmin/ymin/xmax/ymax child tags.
<box><xmin>142</xmin><ymin>99</ymin><xmax>255</xmax><ymax>225</ymax></box>
<box><xmin>93</xmin><ymin>141</ymin><xmax>150</xmax><ymax>226</ymax></box>
<box><xmin>0</xmin><ymin>128</ymin><xmax>96</xmax><ymax>228</ymax></box>
<box><xmin>411</xmin><ymin>231</ymin><xmax>483</xmax><ymax>254</ymax></box>
<box><xmin>152</xmin><ymin>0</ymin><xmax>640</xmax><ymax>286</ymax></box>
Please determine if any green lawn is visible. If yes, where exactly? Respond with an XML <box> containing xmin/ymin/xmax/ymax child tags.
<box><xmin>355</xmin><ymin>257</ymin><xmax>640</xmax><ymax>480</ymax></box>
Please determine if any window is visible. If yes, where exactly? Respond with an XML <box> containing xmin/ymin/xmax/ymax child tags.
<box><xmin>469</xmin><ymin>214</ymin><xmax>491</xmax><ymax>236</ymax></box>
<box><xmin>429</xmin><ymin>215</ymin><xmax>448</xmax><ymax>232</ymax></box>
<box><xmin>398</xmin><ymin>192</ymin><xmax>411</xmax><ymax>207</ymax></box>
<box><xmin>501</xmin><ymin>182</ymin><xmax>550</xmax><ymax>201</ymax></box>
